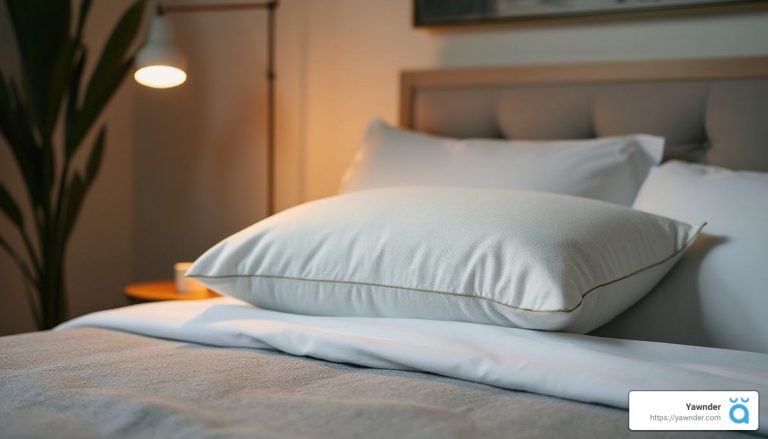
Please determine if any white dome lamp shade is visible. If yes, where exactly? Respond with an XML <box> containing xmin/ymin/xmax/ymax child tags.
<box><xmin>134</xmin><ymin>13</ymin><xmax>187</xmax><ymax>89</ymax></box>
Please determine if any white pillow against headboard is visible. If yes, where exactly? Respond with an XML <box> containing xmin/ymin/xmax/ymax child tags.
<box><xmin>341</xmin><ymin>119</ymin><xmax>664</xmax><ymax>206</ymax></box>
<box><xmin>594</xmin><ymin>161</ymin><xmax>768</xmax><ymax>353</ymax></box>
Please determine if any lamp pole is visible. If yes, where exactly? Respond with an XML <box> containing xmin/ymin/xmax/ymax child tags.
<box><xmin>156</xmin><ymin>1</ymin><xmax>279</xmax><ymax>215</ymax></box>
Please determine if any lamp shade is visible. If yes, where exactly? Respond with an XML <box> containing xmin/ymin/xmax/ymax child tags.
<box><xmin>134</xmin><ymin>14</ymin><xmax>187</xmax><ymax>88</ymax></box>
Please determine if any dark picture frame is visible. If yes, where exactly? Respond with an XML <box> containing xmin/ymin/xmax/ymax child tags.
<box><xmin>413</xmin><ymin>0</ymin><xmax>765</xmax><ymax>27</ymax></box>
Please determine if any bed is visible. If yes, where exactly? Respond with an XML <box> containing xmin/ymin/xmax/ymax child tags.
<box><xmin>2</xmin><ymin>56</ymin><xmax>768</xmax><ymax>438</ymax></box>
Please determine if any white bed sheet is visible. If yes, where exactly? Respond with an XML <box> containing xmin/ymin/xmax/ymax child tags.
<box><xmin>59</xmin><ymin>297</ymin><xmax>768</xmax><ymax>434</ymax></box>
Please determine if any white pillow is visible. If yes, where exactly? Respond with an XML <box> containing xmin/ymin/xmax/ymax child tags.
<box><xmin>594</xmin><ymin>161</ymin><xmax>768</xmax><ymax>353</ymax></box>
<box><xmin>340</xmin><ymin>119</ymin><xmax>664</xmax><ymax>206</ymax></box>
<box><xmin>189</xmin><ymin>187</ymin><xmax>700</xmax><ymax>333</ymax></box>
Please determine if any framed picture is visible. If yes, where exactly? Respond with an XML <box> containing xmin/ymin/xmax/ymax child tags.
<box><xmin>413</xmin><ymin>0</ymin><xmax>764</xmax><ymax>27</ymax></box>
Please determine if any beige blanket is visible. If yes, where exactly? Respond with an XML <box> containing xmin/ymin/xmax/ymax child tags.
<box><xmin>0</xmin><ymin>328</ymin><xmax>742</xmax><ymax>438</ymax></box>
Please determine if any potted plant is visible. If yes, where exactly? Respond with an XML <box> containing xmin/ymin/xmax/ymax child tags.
<box><xmin>0</xmin><ymin>0</ymin><xmax>146</xmax><ymax>329</ymax></box>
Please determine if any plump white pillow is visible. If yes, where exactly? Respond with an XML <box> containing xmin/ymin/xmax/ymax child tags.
<box><xmin>189</xmin><ymin>188</ymin><xmax>700</xmax><ymax>333</ymax></box>
<box><xmin>594</xmin><ymin>161</ymin><xmax>768</xmax><ymax>353</ymax></box>
<box><xmin>340</xmin><ymin>119</ymin><xmax>664</xmax><ymax>206</ymax></box>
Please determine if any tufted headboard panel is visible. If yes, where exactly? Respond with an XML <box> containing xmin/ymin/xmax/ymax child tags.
<box><xmin>400</xmin><ymin>57</ymin><xmax>768</xmax><ymax>171</ymax></box>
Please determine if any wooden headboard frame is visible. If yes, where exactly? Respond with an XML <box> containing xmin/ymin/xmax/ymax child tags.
<box><xmin>399</xmin><ymin>56</ymin><xmax>768</xmax><ymax>129</ymax></box>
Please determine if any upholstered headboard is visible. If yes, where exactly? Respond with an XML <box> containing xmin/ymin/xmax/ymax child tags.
<box><xmin>400</xmin><ymin>57</ymin><xmax>768</xmax><ymax>171</ymax></box>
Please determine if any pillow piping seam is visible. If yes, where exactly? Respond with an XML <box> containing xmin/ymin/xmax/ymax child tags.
<box><xmin>192</xmin><ymin>224</ymin><xmax>703</xmax><ymax>314</ymax></box>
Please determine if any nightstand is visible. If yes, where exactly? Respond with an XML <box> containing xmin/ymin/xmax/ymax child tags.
<box><xmin>124</xmin><ymin>281</ymin><xmax>220</xmax><ymax>303</ymax></box>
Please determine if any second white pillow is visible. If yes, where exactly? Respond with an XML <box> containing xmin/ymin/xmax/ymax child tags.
<box><xmin>340</xmin><ymin>119</ymin><xmax>664</xmax><ymax>206</ymax></box>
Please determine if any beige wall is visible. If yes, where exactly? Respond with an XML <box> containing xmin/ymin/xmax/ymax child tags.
<box><xmin>0</xmin><ymin>0</ymin><xmax>136</xmax><ymax>335</ymax></box>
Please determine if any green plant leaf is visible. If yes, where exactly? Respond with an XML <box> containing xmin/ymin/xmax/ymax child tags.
<box><xmin>64</xmin><ymin>0</ymin><xmax>90</xmax><ymax>155</ymax></box>
<box><xmin>0</xmin><ymin>232</ymin><xmax>36</xmax><ymax>284</ymax></box>
<box><xmin>38</xmin><ymin>34</ymin><xmax>78</xmax><ymax>203</ymax></box>
<box><xmin>0</xmin><ymin>231</ymin><xmax>40</xmax><ymax>329</ymax></box>
<box><xmin>85</xmin><ymin>126</ymin><xmax>106</xmax><ymax>185</ymax></box>
<box><xmin>4</xmin><ymin>0</ymin><xmax>73</xmax><ymax>140</ymax></box>
<box><xmin>0</xmin><ymin>182</ymin><xmax>23</xmax><ymax>228</ymax></box>
<box><xmin>4</xmin><ymin>79</ymin><xmax>44</xmax><ymax>209</ymax></box>
<box><xmin>41</xmin><ymin>139</ymin><xmax>55</xmax><ymax>206</ymax></box>
<box><xmin>75</xmin><ymin>0</ymin><xmax>145</xmax><ymax>149</ymax></box>
<box><xmin>45</xmin><ymin>35</ymin><xmax>78</xmax><ymax>139</ymax></box>
<box><xmin>65</xmin><ymin>48</ymin><xmax>87</xmax><ymax>156</ymax></box>
<box><xmin>75</xmin><ymin>0</ymin><xmax>92</xmax><ymax>42</ymax></box>
<box><xmin>74</xmin><ymin>58</ymin><xmax>135</xmax><ymax>156</ymax></box>
<box><xmin>0</xmin><ymin>74</ymin><xmax>27</xmax><ymax>148</ymax></box>
<box><xmin>61</xmin><ymin>173</ymin><xmax>86</xmax><ymax>242</ymax></box>
<box><xmin>58</xmin><ymin>127</ymin><xmax>105</xmax><ymax>244</ymax></box>
<box><xmin>0</xmin><ymin>76</ymin><xmax>41</xmax><ymax>212</ymax></box>
<box><xmin>0</xmin><ymin>73</ymin><xmax>19</xmax><ymax>146</ymax></box>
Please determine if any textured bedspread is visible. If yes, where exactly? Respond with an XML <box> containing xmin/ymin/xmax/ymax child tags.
<box><xmin>0</xmin><ymin>328</ymin><xmax>743</xmax><ymax>438</ymax></box>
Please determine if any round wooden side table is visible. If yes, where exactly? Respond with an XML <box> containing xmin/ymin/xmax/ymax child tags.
<box><xmin>124</xmin><ymin>281</ymin><xmax>220</xmax><ymax>302</ymax></box>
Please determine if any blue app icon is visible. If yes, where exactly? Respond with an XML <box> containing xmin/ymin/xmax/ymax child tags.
<box><xmin>729</xmin><ymin>397</ymin><xmax>750</xmax><ymax>424</ymax></box>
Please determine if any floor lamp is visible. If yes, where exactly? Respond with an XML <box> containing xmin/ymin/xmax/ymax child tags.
<box><xmin>134</xmin><ymin>1</ymin><xmax>279</xmax><ymax>215</ymax></box>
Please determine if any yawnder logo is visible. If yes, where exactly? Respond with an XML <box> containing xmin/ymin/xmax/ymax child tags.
<box><xmin>729</xmin><ymin>397</ymin><xmax>750</xmax><ymax>424</ymax></box>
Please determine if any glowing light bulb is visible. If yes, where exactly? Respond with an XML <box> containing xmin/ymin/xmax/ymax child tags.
<box><xmin>134</xmin><ymin>65</ymin><xmax>187</xmax><ymax>89</ymax></box>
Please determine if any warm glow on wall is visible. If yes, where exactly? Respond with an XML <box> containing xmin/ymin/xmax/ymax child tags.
<box><xmin>134</xmin><ymin>65</ymin><xmax>187</xmax><ymax>88</ymax></box>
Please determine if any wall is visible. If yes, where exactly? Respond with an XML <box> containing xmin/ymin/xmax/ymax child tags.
<box><xmin>279</xmin><ymin>0</ymin><xmax>768</xmax><ymax>202</ymax></box>
<box><xmin>0</xmin><ymin>0</ymin><xmax>136</xmax><ymax>335</ymax></box>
